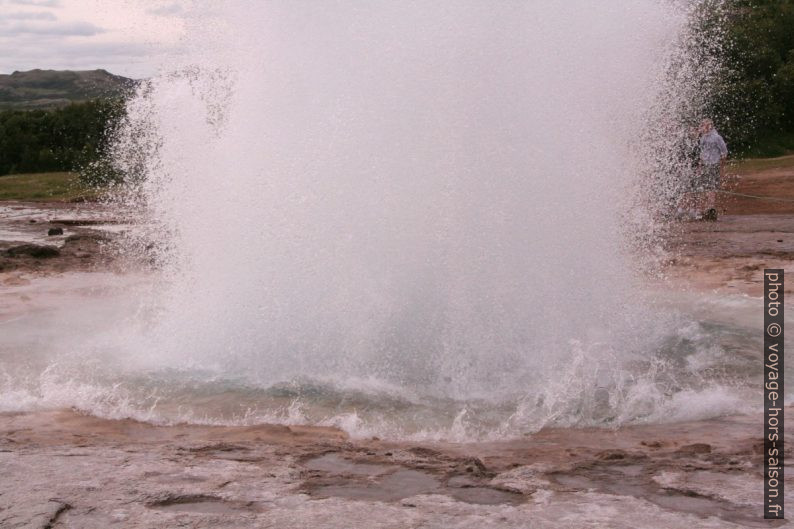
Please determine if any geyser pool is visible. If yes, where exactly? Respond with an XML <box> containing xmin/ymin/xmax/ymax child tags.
<box><xmin>0</xmin><ymin>2</ymin><xmax>771</xmax><ymax>439</ymax></box>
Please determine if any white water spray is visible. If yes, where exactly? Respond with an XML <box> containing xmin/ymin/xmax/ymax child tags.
<box><xmin>3</xmin><ymin>2</ymin><xmax>758</xmax><ymax>440</ymax></box>
<box><xmin>110</xmin><ymin>1</ymin><xmax>709</xmax><ymax>436</ymax></box>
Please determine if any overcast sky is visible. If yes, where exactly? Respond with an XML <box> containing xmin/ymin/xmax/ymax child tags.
<box><xmin>0</xmin><ymin>0</ymin><xmax>187</xmax><ymax>78</ymax></box>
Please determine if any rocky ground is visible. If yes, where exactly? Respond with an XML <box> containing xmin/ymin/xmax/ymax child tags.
<box><xmin>0</xmin><ymin>201</ymin><xmax>127</xmax><ymax>276</ymax></box>
<box><xmin>0</xmin><ymin>410</ymin><xmax>787</xmax><ymax>528</ymax></box>
<box><xmin>0</xmin><ymin>160</ymin><xmax>793</xmax><ymax>528</ymax></box>
<box><xmin>664</xmin><ymin>213</ymin><xmax>794</xmax><ymax>296</ymax></box>
<box><xmin>662</xmin><ymin>159</ymin><xmax>794</xmax><ymax>297</ymax></box>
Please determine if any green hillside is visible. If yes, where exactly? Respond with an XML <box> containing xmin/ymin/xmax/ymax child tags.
<box><xmin>0</xmin><ymin>69</ymin><xmax>135</xmax><ymax>110</ymax></box>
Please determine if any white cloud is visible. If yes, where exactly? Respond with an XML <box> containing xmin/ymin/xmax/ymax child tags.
<box><xmin>5</xmin><ymin>20</ymin><xmax>103</xmax><ymax>36</ymax></box>
<box><xmin>10</xmin><ymin>0</ymin><xmax>62</xmax><ymax>7</ymax></box>
<box><xmin>147</xmin><ymin>2</ymin><xmax>181</xmax><ymax>16</ymax></box>
<box><xmin>0</xmin><ymin>0</ymin><xmax>187</xmax><ymax>78</ymax></box>
<box><xmin>11</xmin><ymin>0</ymin><xmax>61</xmax><ymax>7</ymax></box>
<box><xmin>0</xmin><ymin>11</ymin><xmax>58</xmax><ymax>20</ymax></box>
<box><xmin>0</xmin><ymin>38</ymin><xmax>179</xmax><ymax>77</ymax></box>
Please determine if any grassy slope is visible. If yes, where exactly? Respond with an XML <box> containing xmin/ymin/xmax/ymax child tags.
<box><xmin>731</xmin><ymin>154</ymin><xmax>794</xmax><ymax>173</ymax></box>
<box><xmin>0</xmin><ymin>155</ymin><xmax>791</xmax><ymax>206</ymax></box>
<box><xmin>0</xmin><ymin>69</ymin><xmax>133</xmax><ymax>110</ymax></box>
<box><xmin>0</xmin><ymin>172</ymin><xmax>97</xmax><ymax>201</ymax></box>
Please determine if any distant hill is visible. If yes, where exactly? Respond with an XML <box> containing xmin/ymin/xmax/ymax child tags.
<box><xmin>0</xmin><ymin>69</ymin><xmax>135</xmax><ymax>110</ymax></box>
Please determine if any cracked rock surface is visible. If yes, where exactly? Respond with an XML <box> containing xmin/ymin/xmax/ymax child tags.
<box><xmin>0</xmin><ymin>410</ymin><xmax>789</xmax><ymax>528</ymax></box>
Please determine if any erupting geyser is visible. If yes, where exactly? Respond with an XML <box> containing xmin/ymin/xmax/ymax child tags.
<box><xmin>3</xmin><ymin>2</ymin><xmax>758</xmax><ymax>440</ymax></box>
<box><xmin>111</xmin><ymin>1</ymin><xmax>708</xmax><ymax>437</ymax></box>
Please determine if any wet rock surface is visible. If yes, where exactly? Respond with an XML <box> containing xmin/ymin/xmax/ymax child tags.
<box><xmin>146</xmin><ymin>493</ymin><xmax>266</xmax><ymax>515</ymax></box>
<box><xmin>0</xmin><ymin>410</ymin><xmax>789</xmax><ymax>528</ymax></box>
<box><xmin>0</xmin><ymin>201</ymin><xmax>134</xmax><ymax>274</ymax></box>
<box><xmin>0</xmin><ymin>170</ymin><xmax>792</xmax><ymax>528</ymax></box>
<box><xmin>665</xmin><ymin>214</ymin><xmax>794</xmax><ymax>296</ymax></box>
<box><xmin>662</xmin><ymin>165</ymin><xmax>794</xmax><ymax>296</ymax></box>
<box><xmin>3</xmin><ymin>243</ymin><xmax>60</xmax><ymax>258</ymax></box>
<box><xmin>301</xmin><ymin>452</ymin><xmax>522</xmax><ymax>505</ymax></box>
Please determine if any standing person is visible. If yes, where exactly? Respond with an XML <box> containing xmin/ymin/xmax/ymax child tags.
<box><xmin>675</xmin><ymin>126</ymin><xmax>702</xmax><ymax>220</ymax></box>
<box><xmin>696</xmin><ymin>118</ymin><xmax>728</xmax><ymax>220</ymax></box>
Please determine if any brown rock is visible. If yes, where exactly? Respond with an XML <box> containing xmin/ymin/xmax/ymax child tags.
<box><xmin>596</xmin><ymin>449</ymin><xmax>628</xmax><ymax>460</ymax></box>
<box><xmin>4</xmin><ymin>244</ymin><xmax>60</xmax><ymax>258</ymax></box>
<box><xmin>675</xmin><ymin>443</ymin><xmax>712</xmax><ymax>455</ymax></box>
<box><xmin>65</xmin><ymin>233</ymin><xmax>108</xmax><ymax>243</ymax></box>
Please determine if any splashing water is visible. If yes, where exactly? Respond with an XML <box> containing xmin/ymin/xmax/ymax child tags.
<box><xmin>1</xmin><ymin>1</ymin><xmax>770</xmax><ymax>439</ymax></box>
